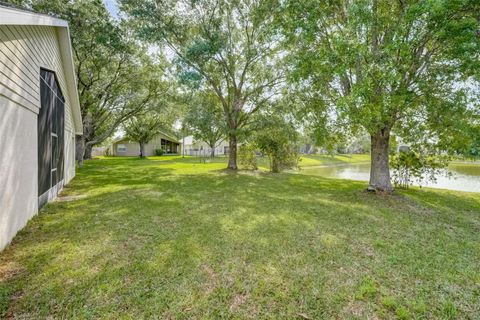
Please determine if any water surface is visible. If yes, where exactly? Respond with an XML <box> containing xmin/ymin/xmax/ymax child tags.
<box><xmin>298</xmin><ymin>162</ymin><xmax>480</xmax><ymax>192</ymax></box>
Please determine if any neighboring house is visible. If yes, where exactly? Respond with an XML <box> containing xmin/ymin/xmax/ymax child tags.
<box><xmin>112</xmin><ymin>132</ymin><xmax>181</xmax><ymax>156</ymax></box>
<box><xmin>91</xmin><ymin>146</ymin><xmax>107</xmax><ymax>157</ymax></box>
<box><xmin>299</xmin><ymin>144</ymin><xmax>315</xmax><ymax>154</ymax></box>
<box><xmin>398</xmin><ymin>145</ymin><xmax>411</xmax><ymax>153</ymax></box>
<box><xmin>182</xmin><ymin>135</ymin><xmax>230</xmax><ymax>157</ymax></box>
<box><xmin>0</xmin><ymin>5</ymin><xmax>82</xmax><ymax>251</ymax></box>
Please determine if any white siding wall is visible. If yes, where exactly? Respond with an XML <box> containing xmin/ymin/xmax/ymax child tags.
<box><xmin>0</xmin><ymin>25</ymin><xmax>76</xmax><ymax>250</ymax></box>
<box><xmin>0</xmin><ymin>96</ymin><xmax>38</xmax><ymax>251</ymax></box>
<box><xmin>113</xmin><ymin>142</ymin><xmax>141</xmax><ymax>157</ymax></box>
<box><xmin>113</xmin><ymin>134</ymin><xmax>181</xmax><ymax>157</ymax></box>
<box><xmin>184</xmin><ymin>138</ymin><xmax>229</xmax><ymax>156</ymax></box>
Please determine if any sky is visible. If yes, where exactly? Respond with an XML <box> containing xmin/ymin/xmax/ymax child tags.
<box><xmin>103</xmin><ymin>0</ymin><xmax>119</xmax><ymax>18</ymax></box>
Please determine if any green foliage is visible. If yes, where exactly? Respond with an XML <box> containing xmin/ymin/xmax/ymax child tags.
<box><xmin>389</xmin><ymin>136</ymin><xmax>399</xmax><ymax>155</ymax></box>
<box><xmin>253</xmin><ymin>114</ymin><xmax>300</xmax><ymax>173</ymax></box>
<box><xmin>461</xmin><ymin>125</ymin><xmax>480</xmax><ymax>159</ymax></box>
<box><xmin>120</xmin><ymin>0</ymin><xmax>285</xmax><ymax>168</ymax></box>
<box><xmin>183</xmin><ymin>91</ymin><xmax>225</xmax><ymax>155</ymax></box>
<box><xmin>154</xmin><ymin>149</ymin><xmax>165</xmax><ymax>156</ymax></box>
<box><xmin>238</xmin><ymin>144</ymin><xmax>258</xmax><ymax>170</ymax></box>
<box><xmin>124</xmin><ymin>115</ymin><xmax>164</xmax><ymax>157</ymax></box>
<box><xmin>12</xmin><ymin>0</ymin><xmax>170</xmax><ymax>159</ymax></box>
<box><xmin>280</xmin><ymin>0</ymin><xmax>480</xmax><ymax>188</ymax></box>
<box><xmin>391</xmin><ymin>151</ymin><xmax>450</xmax><ymax>189</ymax></box>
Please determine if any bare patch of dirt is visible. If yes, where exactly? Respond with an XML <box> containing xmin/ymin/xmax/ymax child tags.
<box><xmin>342</xmin><ymin>300</ymin><xmax>380</xmax><ymax>320</ymax></box>
<box><xmin>229</xmin><ymin>293</ymin><xmax>248</xmax><ymax>311</ymax></box>
<box><xmin>5</xmin><ymin>290</ymin><xmax>25</xmax><ymax>319</ymax></box>
<box><xmin>201</xmin><ymin>264</ymin><xmax>217</xmax><ymax>295</ymax></box>
<box><xmin>0</xmin><ymin>262</ymin><xmax>25</xmax><ymax>282</ymax></box>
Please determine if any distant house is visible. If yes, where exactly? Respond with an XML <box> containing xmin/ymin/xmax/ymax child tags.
<box><xmin>111</xmin><ymin>132</ymin><xmax>181</xmax><ymax>156</ymax></box>
<box><xmin>0</xmin><ymin>4</ymin><xmax>82</xmax><ymax>250</ymax></box>
<box><xmin>299</xmin><ymin>143</ymin><xmax>315</xmax><ymax>154</ymax></box>
<box><xmin>182</xmin><ymin>135</ymin><xmax>230</xmax><ymax>157</ymax></box>
<box><xmin>398</xmin><ymin>145</ymin><xmax>411</xmax><ymax>153</ymax></box>
<box><xmin>91</xmin><ymin>146</ymin><xmax>108</xmax><ymax>157</ymax></box>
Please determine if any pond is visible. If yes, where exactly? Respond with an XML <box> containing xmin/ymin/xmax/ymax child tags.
<box><xmin>298</xmin><ymin>162</ymin><xmax>480</xmax><ymax>193</ymax></box>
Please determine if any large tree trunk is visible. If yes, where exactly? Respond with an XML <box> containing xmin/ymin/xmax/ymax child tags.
<box><xmin>182</xmin><ymin>135</ymin><xmax>185</xmax><ymax>158</ymax></box>
<box><xmin>139</xmin><ymin>141</ymin><xmax>145</xmax><ymax>158</ymax></box>
<box><xmin>76</xmin><ymin>135</ymin><xmax>85</xmax><ymax>166</ymax></box>
<box><xmin>271</xmin><ymin>157</ymin><xmax>279</xmax><ymax>173</ymax></box>
<box><xmin>227</xmin><ymin>133</ymin><xmax>237</xmax><ymax>170</ymax></box>
<box><xmin>84</xmin><ymin>143</ymin><xmax>93</xmax><ymax>160</ymax></box>
<box><xmin>82</xmin><ymin>112</ymin><xmax>93</xmax><ymax>161</ymax></box>
<box><xmin>369</xmin><ymin>129</ymin><xmax>393</xmax><ymax>192</ymax></box>
<box><xmin>209</xmin><ymin>143</ymin><xmax>215</xmax><ymax>158</ymax></box>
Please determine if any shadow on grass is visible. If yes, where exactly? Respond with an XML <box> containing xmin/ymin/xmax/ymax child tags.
<box><xmin>1</xmin><ymin>158</ymin><xmax>479</xmax><ymax>318</ymax></box>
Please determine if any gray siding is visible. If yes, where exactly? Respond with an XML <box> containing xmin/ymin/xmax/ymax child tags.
<box><xmin>113</xmin><ymin>134</ymin><xmax>181</xmax><ymax>157</ymax></box>
<box><xmin>0</xmin><ymin>24</ymin><xmax>76</xmax><ymax>250</ymax></box>
<box><xmin>0</xmin><ymin>25</ymin><xmax>74</xmax><ymax>133</ymax></box>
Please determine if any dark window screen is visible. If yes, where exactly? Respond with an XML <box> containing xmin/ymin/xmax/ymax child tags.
<box><xmin>38</xmin><ymin>69</ymin><xmax>65</xmax><ymax>197</ymax></box>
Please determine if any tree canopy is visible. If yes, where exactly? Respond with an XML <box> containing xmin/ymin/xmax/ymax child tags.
<box><xmin>184</xmin><ymin>91</ymin><xmax>226</xmax><ymax>157</ymax></box>
<box><xmin>281</xmin><ymin>0</ymin><xmax>480</xmax><ymax>191</ymax></box>
<box><xmin>4</xmin><ymin>0</ymin><xmax>479</xmax><ymax>191</ymax></box>
<box><xmin>6</xmin><ymin>0</ymin><xmax>170</xmax><ymax>161</ymax></box>
<box><xmin>120</xmin><ymin>0</ymin><xmax>285</xmax><ymax>169</ymax></box>
<box><xmin>124</xmin><ymin>115</ymin><xmax>163</xmax><ymax>157</ymax></box>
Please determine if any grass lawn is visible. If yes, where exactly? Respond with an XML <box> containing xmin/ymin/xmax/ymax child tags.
<box><xmin>156</xmin><ymin>153</ymin><xmax>371</xmax><ymax>170</ymax></box>
<box><xmin>299</xmin><ymin>154</ymin><xmax>371</xmax><ymax>167</ymax></box>
<box><xmin>1</xmin><ymin>156</ymin><xmax>479</xmax><ymax>319</ymax></box>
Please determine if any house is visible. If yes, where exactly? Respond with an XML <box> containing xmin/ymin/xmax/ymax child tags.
<box><xmin>111</xmin><ymin>132</ymin><xmax>181</xmax><ymax>156</ymax></box>
<box><xmin>0</xmin><ymin>4</ymin><xmax>82</xmax><ymax>251</ymax></box>
<box><xmin>398</xmin><ymin>145</ymin><xmax>411</xmax><ymax>153</ymax></box>
<box><xmin>182</xmin><ymin>135</ymin><xmax>230</xmax><ymax>157</ymax></box>
<box><xmin>299</xmin><ymin>143</ymin><xmax>315</xmax><ymax>154</ymax></box>
<box><xmin>91</xmin><ymin>146</ymin><xmax>108</xmax><ymax>157</ymax></box>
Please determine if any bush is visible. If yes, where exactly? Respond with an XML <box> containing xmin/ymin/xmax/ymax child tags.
<box><xmin>238</xmin><ymin>144</ymin><xmax>258</xmax><ymax>170</ymax></box>
<box><xmin>391</xmin><ymin>151</ymin><xmax>450</xmax><ymax>189</ymax></box>
<box><xmin>154</xmin><ymin>148</ymin><xmax>164</xmax><ymax>156</ymax></box>
<box><xmin>267</xmin><ymin>146</ymin><xmax>300</xmax><ymax>173</ymax></box>
<box><xmin>253</xmin><ymin>117</ymin><xmax>300</xmax><ymax>173</ymax></box>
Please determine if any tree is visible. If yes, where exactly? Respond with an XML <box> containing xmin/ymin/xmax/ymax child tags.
<box><xmin>253</xmin><ymin>114</ymin><xmax>300</xmax><ymax>173</ymax></box>
<box><xmin>238</xmin><ymin>143</ymin><xmax>258</xmax><ymax>170</ymax></box>
<box><xmin>12</xmin><ymin>0</ymin><xmax>166</xmax><ymax>162</ymax></box>
<box><xmin>184</xmin><ymin>92</ymin><xmax>225</xmax><ymax>157</ymax></box>
<box><xmin>460</xmin><ymin>124</ymin><xmax>480</xmax><ymax>159</ymax></box>
<box><xmin>120</xmin><ymin>0</ymin><xmax>284</xmax><ymax>169</ymax></box>
<box><xmin>282</xmin><ymin>0</ymin><xmax>480</xmax><ymax>192</ymax></box>
<box><xmin>124</xmin><ymin>115</ymin><xmax>163</xmax><ymax>158</ymax></box>
<box><xmin>79</xmin><ymin>54</ymin><xmax>168</xmax><ymax>161</ymax></box>
<box><xmin>391</xmin><ymin>150</ymin><xmax>450</xmax><ymax>189</ymax></box>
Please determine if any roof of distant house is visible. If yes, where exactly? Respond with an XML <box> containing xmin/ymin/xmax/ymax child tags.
<box><xmin>113</xmin><ymin>131</ymin><xmax>181</xmax><ymax>144</ymax></box>
<box><xmin>0</xmin><ymin>3</ymin><xmax>83</xmax><ymax>134</ymax></box>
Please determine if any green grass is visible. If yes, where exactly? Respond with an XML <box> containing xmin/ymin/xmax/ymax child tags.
<box><xmin>112</xmin><ymin>153</ymin><xmax>370</xmax><ymax>169</ymax></box>
<box><xmin>299</xmin><ymin>154</ymin><xmax>371</xmax><ymax>167</ymax></box>
<box><xmin>1</xmin><ymin>156</ymin><xmax>479</xmax><ymax>319</ymax></box>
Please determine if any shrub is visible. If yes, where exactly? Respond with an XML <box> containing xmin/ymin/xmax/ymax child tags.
<box><xmin>238</xmin><ymin>144</ymin><xmax>258</xmax><ymax>170</ymax></box>
<box><xmin>391</xmin><ymin>150</ymin><xmax>450</xmax><ymax>189</ymax></box>
<box><xmin>254</xmin><ymin>119</ymin><xmax>300</xmax><ymax>173</ymax></box>
<box><xmin>154</xmin><ymin>148</ymin><xmax>164</xmax><ymax>156</ymax></box>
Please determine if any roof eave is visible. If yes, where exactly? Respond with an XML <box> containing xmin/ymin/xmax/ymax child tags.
<box><xmin>0</xmin><ymin>5</ymin><xmax>83</xmax><ymax>135</ymax></box>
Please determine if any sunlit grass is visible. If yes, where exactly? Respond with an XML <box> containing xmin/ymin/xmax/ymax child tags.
<box><xmin>299</xmin><ymin>154</ymin><xmax>371</xmax><ymax>167</ymax></box>
<box><xmin>0</xmin><ymin>156</ymin><xmax>479</xmax><ymax>319</ymax></box>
